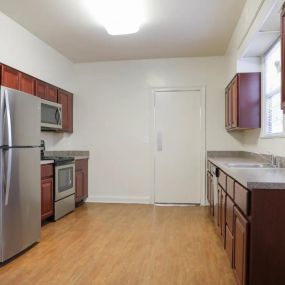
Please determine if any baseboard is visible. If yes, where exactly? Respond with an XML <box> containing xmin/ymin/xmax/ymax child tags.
<box><xmin>86</xmin><ymin>195</ymin><xmax>151</xmax><ymax>204</ymax></box>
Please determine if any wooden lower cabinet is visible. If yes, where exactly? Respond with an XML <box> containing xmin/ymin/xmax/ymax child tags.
<box><xmin>220</xmin><ymin>189</ymin><xmax>226</xmax><ymax>239</ymax></box>
<box><xmin>207</xmin><ymin>172</ymin><xmax>214</xmax><ymax>216</ymax></box>
<box><xmin>225</xmin><ymin>225</ymin><xmax>234</xmax><ymax>267</ymax></box>
<box><xmin>233</xmin><ymin>207</ymin><xmax>248</xmax><ymax>285</ymax></box>
<box><xmin>208</xmin><ymin>160</ymin><xmax>285</xmax><ymax>285</ymax></box>
<box><xmin>75</xmin><ymin>159</ymin><xmax>88</xmax><ymax>203</ymax></box>
<box><xmin>41</xmin><ymin>164</ymin><xmax>54</xmax><ymax>221</ymax></box>
<box><xmin>41</xmin><ymin>178</ymin><xmax>54</xmax><ymax>221</ymax></box>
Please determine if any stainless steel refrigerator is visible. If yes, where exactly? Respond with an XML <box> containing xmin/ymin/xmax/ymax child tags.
<box><xmin>0</xmin><ymin>86</ymin><xmax>41</xmax><ymax>262</ymax></box>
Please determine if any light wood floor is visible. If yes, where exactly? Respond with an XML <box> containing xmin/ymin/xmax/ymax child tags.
<box><xmin>0</xmin><ymin>203</ymin><xmax>236</xmax><ymax>285</ymax></box>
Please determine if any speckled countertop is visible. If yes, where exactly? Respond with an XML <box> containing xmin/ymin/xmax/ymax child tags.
<box><xmin>208</xmin><ymin>152</ymin><xmax>285</xmax><ymax>190</ymax></box>
<box><xmin>40</xmin><ymin>160</ymin><xmax>54</xmax><ymax>165</ymax></box>
<box><xmin>44</xmin><ymin>151</ymin><xmax>89</xmax><ymax>160</ymax></box>
<box><xmin>41</xmin><ymin>150</ymin><xmax>89</xmax><ymax>165</ymax></box>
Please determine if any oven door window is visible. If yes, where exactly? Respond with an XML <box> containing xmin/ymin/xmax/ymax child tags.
<box><xmin>58</xmin><ymin>167</ymin><xmax>74</xmax><ymax>192</ymax></box>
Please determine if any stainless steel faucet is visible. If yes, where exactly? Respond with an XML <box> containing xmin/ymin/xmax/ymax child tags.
<box><xmin>258</xmin><ymin>152</ymin><xmax>280</xmax><ymax>168</ymax></box>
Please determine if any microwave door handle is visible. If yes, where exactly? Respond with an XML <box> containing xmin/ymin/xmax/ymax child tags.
<box><xmin>58</xmin><ymin>107</ymin><xmax>62</xmax><ymax>125</ymax></box>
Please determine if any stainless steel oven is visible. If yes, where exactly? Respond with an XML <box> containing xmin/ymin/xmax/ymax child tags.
<box><xmin>41</xmin><ymin>99</ymin><xmax>62</xmax><ymax>130</ymax></box>
<box><xmin>54</xmin><ymin>159</ymin><xmax>75</xmax><ymax>220</ymax></box>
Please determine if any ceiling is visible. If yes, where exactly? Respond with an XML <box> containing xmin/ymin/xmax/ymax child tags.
<box><xmin>0</xmin><ymin>0</ymin><xmax>246</xmax><ymax>63</ymax></box>
<box><xmin>244</xmin><ymin>0</ymin><xmax>283</xmax><ymax>57</ymax></box>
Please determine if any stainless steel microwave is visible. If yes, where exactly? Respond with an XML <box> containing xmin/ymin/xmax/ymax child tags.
<box><xmin>41</xmin><ymin>99</ymin><xmax>62</xmax><ymax>130</ymax></box>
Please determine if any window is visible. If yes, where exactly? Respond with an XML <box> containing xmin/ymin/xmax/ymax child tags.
<box><xmin>263</xmin><ymin>39</ymin><xmax>284</xmax><ymax>136</ymax></box>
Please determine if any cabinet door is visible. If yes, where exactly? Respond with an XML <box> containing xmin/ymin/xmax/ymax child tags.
<box><xmin>220</xmin><ymin>189</ymin><xmax>226</xmax><ymax>240</ymax></box>
<box><xmin>1</xmin><ymin>65</ymin><xmax>20</xmax><ymax>90</ymax></box>
<box><xmin>207</xmin><ymin>171</ymin><xmax>211</xmax><ymax>204</ymax></box>
<box><xmin>75</xmin><ymin>159</ymin><xmax>88</xmax><ymax>203</ymax></box>
<box><xmin>35</xmin><ymin>80</ymin><xmax>47</xmax><ymax>99</ymax></box>
<box><xmin>19</xmin><ymin>73</ymin><xmax>35</xmax><ymax>95</ymax></box>
<box><xmin>46</xmin><ymin>85</ymin><xmax>58</xmax><ymax>102</ymax></box>
<box><xmin>233</xmin><ymin>207</ymin><xmax>249</xmax><ymax>285</ymax></box>
<box><xmin>209</xmin><ymin>174</ymin><xmax>214</xmax><ymax>216</ymax></box>
<box><xmin>58</xmin><ymin>89</ymin><xmax>73</xmax><ymax>133</ymax></box>
<box><xmin>75</xmin><ymin>170</ymin><xmax>84</xmax><ymax>202</ymax></box>
<box><xmin>231</xmin><ymin>77</ymin><xmax>238</xmax><ymax>128</ymax></box>
<box><xmin>226</xmin><ymin>225</ymin><xmax>234</xmax><ymax>267</ymax></box>
<box><xmin>226</xmin><ymin>196</ymin><xmax>234</xmax><ymax>233</ymax></box>
<box><xmin>216</xmin><ymin>185</ymin><xmax>221</xmax><ymax>227</ymax></box>
<box><xmin>225</xmin><ymin>88</ymin><xmax>230</xmax><ymax>129</ymax></box>
<box><xmin>227</xmin><ymin>84</ymin><xmax>233</xmax><ymax>129</ymax></box>
<box><xmin>41</xmin><ymin>177</ymin><xmax>54</xmax><ymax>221</ymax></box>
<box><xmin>281</xmin><ymin>7</ymin><xmax>285</xmax><ymax>109</ymax></box>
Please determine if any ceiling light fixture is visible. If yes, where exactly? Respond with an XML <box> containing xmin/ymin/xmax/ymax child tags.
<box><xmin>86</xmin><ymin>0</ymin><xmax>145</xmax><ymax>36</ymax></box>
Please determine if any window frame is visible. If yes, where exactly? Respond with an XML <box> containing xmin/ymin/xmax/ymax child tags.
<box><xmin>261</xmin><ymin>38</ymin><xmax>285</xmax><ymax>139</ymax></box>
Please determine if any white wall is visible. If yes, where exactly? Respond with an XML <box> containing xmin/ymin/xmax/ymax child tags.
<box><xmin>72</xmin><ymin>58</ymin><xmax>243</xmax><ymax>203</ymax></box>
<box><xmin>0</xmin><ymin>11</ymin><xmax>74</xmax><ymax>91</ymax></box>
<box><xmin>225</xmin><ymin>0</ymin><xmax>285</xmax><ymax>156</ymax></box>
<box><xmin>0</xmin><ymin>11</ymin><xmax>76</xmax><ymax>149</ymax></box>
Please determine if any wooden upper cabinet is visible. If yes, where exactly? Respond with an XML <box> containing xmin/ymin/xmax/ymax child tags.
<box><xmin>225</xmin><ymin>73</ymin><xmax>261</xmax><ymax>131</ymax></box>
<box><xmin>1</xmin><ymin>65</ymin><xmax>20</xmax><ymax>90</ymax></box>
<box><xmin>281</xmin><ymin>5</ymin><xmax>285</xmax><ymax>110</ymax></box>
<box><xmin>35</xmin><ymin>80</ymin><xmax>58</xmax><ymax>102</ymax></box>
<box><xmin>46</xmin><ymin>85</ymin><xmax>57</xmax><ymax>102</ymax></box>
<box><xmin>225</xmin><ymin>87</ymin><xmax>230</xmax><ymax>129</ymax></box>
<box><xmin>58</xmin><ymin>89</ymin><xmax>73</xmax><ymax>133</ymax></box>
<box><xmin>35</xmin><ymin>80</ymin><xmax>47</xmax><ymax>99</ymax></box>
<box><xmin>19</xmin><ymin>73</ymin><xmax>35</xmax><ymax>95</ymax></box>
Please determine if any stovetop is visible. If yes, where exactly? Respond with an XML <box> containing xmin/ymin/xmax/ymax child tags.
<box><xmin>41</xmin><ymin>156</ymin><xmax>75</xmax><ymax>165</ymax></box>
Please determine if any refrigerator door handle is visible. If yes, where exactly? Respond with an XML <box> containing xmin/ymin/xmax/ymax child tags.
<box><xmin>0</xmin><ymin>90</ymin><xmax>5</xmax><ymax>146</ymax></box>
<box><xmin>4</xmin><ymin>148</ymin><xmax>12</xmax><ymax>206</ymax></box>
<box><xmin>4</xmin><ymin>90</ymin><xmax>13</xmax><ymax>147</ymax></box>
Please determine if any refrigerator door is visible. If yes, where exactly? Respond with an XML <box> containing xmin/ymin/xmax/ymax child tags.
<box><xmin>0</xmin><ymin>86</ymin><xmax>41</xmax><ymax>147</ymax></box>
<box><xmin>0</xmin><ymin>147</ymin><xmax>40</xmax><ymax>262</ymax></box>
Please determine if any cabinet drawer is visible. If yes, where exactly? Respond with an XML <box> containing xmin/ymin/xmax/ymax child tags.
<box><xmin>225</xmin><ymin>225</ymin><xmax>234</xmax><ymax>267</ymax></box>
<box><xmin>226</xmin><ymin>176</ymin><xmax>234</xmax><ymax>199</ymax></box>
<box><xmin>226</xmin><ymin>196</ymin><xmax>234</xmax><ymax>233</ymax></box>
<box><xmin>41</xmin><ymin>164</ymin><xmax>53</xmax><ymax>179</ymax></box>
<box><xmin>234</xmin><ymin>183</ymin><xmax>250</xmax><ymax>216</ymax></box>
<box><xmin>218</xmin><ymin>170</ymin><xmax>227</xmax><ymax>190</ymax></box>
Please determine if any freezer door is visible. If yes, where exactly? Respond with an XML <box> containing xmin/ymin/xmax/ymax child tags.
<box><xmin>0</xmin><ymin>87</ymin><xmax>41</xmax><ymax>147</ymax></box>
<box><xmin>0</xmin><ymin>147</ymin><xmax>40</xmax><ymax>262</ymax></box>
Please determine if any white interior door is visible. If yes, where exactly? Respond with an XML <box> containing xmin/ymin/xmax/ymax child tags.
<box><xmin>154</xmin><ymin>90</ymin><xmax>203</xmax><ymax>204</ymax></box>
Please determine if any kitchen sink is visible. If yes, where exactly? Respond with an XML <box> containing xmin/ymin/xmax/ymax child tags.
<box><xmin>225</xmin><ymin>162</ymin><xmax>276</xmax><ymax>168</ymax></box>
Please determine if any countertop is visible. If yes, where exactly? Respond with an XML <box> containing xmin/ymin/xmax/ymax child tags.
<box><xmin>41</xmin><ymin>160</ymin><xmax>54</xmax><ymax>165</ymax></box>
<box><xmin>208</xmin><ymin>155</ymin><xmax>285</xmax><ymax>190</ymax></box>
<box><xmin>44</xmin><ymin>150</ymin><xmax>89</xmax><ymax>160</ymax></box>
<box><xmin>41</xmin><ymin>150</ymin><xmax>89</xmax><ymax>165</ymax></box>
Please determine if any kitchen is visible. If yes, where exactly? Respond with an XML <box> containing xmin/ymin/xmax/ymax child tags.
<box><xmin>0</xmin><ymin>0</ymin><xmax>285</xmax><ymax>284</ymax></box>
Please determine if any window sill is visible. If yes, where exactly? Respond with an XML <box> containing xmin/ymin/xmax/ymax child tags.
<box><xmin>260</xmin><ymin>133</ymin><xmax>285</xmax><ymax>139</ymax></box>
